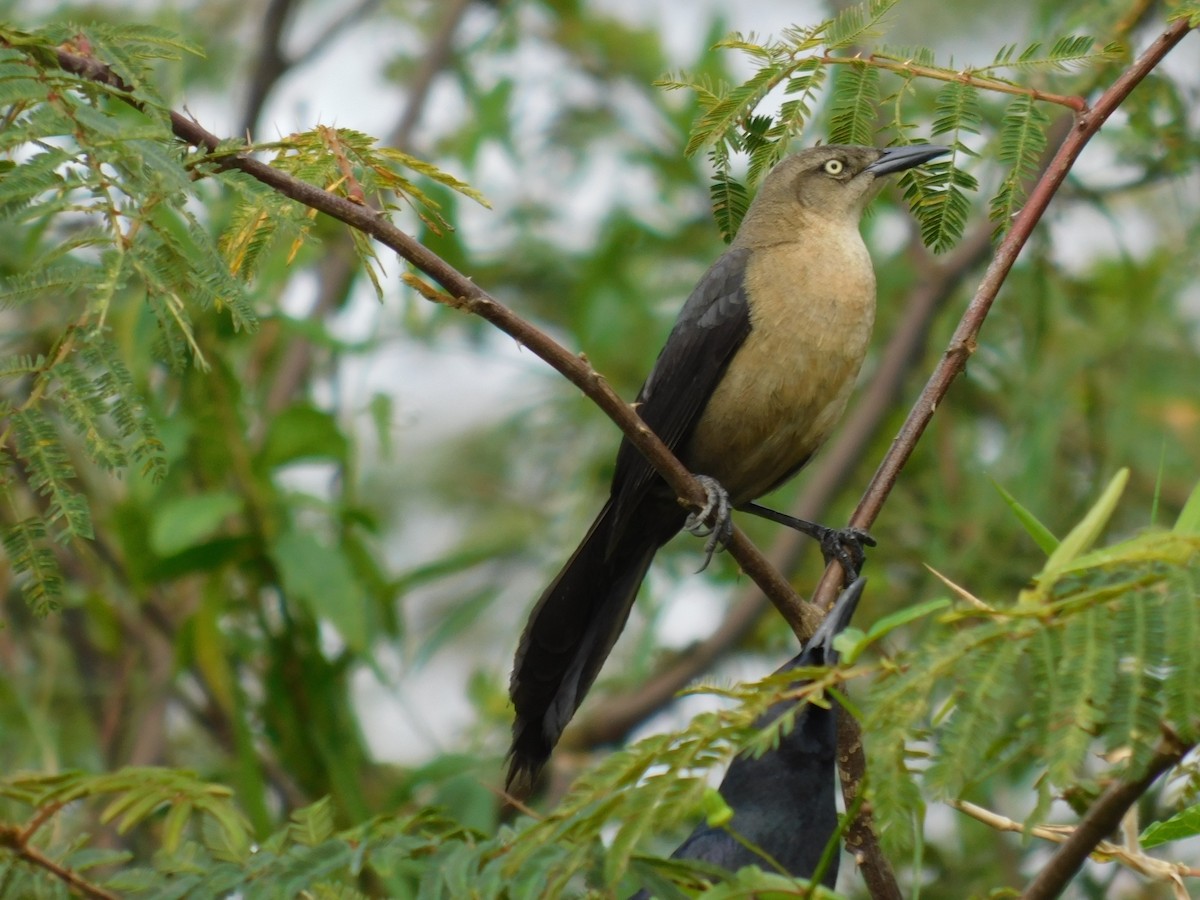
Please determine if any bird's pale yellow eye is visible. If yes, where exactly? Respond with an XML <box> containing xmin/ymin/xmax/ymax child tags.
<box><xmin>823</xmin><ymin>159</ymin><xmax>845</xmax><ymax>176</ymax></box>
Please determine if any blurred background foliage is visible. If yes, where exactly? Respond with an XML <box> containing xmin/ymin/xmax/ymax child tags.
<box><xmin>0</xmin><ymin>0</ymin><xmax>1197</xmax><ymax>896</ymax></box>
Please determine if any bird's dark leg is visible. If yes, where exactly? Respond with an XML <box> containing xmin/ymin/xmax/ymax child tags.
<box><xmin>737</xmin><ymin>502</ymin><xmax>875</xmax><ymax>578</ymax></box>
<box><xmin>683</xmin><ymin>475</ymin><xmax>734</xmax><ymax>572</ymax></box>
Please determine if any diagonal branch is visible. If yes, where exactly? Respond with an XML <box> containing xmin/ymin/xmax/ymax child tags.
<box><xmin>810</xmin><ymin>16</ymin><xmax>1196</xmax><ymax>611</ymax></box>
<box><xmin>0</xmin><ymin>823</ymin><xmax>119</xmax><ymax>900</ymax></box>
<box><xmin>813</xmin><ymin>17</ymin><xmax>1193</xmax><ymax>900</ymax></box>
<box><xmin>49</xmin><ymin>44</ymin><xmax>820</xmax><ymax>643</ymax></box>
<box><xmin>1020</xmin><ymin>733</ymin><xmax>1193</xmax><ymax>900</ymax></box>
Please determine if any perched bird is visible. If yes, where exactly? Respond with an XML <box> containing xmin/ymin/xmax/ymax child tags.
<box><xmin>508</xmin><ymin>144</ymin><xmax>948</xmax><ymax>792</ymax></box>
<box><xmin>629</xmin><ymin>577</ymin><xmax>866</xmax><ymax>898</ymax></box>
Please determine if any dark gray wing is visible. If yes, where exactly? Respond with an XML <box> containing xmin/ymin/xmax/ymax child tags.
<box><xmin>609</xmin><ymin>246</ymin><xmax>753</xmax><ymax>531</ymax></box>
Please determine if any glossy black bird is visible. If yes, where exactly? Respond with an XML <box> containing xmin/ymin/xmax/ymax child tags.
<box><xmin>630</xmin><ymin>577</ymin><xmax>865</xmax><ymax>898</ymax></box>
<box><xmin>508</xmin><ymin>145</ymin><xmax>947</xmax><ymax>792</ymax></box>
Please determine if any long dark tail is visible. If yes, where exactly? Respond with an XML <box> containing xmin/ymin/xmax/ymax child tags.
<box><xmin>507</xmin><ymin>497</ymin><xmax>681</xmax><ymax>793</ymax></box>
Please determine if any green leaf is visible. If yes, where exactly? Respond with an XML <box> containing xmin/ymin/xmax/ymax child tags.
<box><xmin>866</xmin><ymin>598</ymin><xmax>952</xmax><ymax>642</ymax></box>
<box><xmin>1141</xmin><ymin>803</ymin><xmax>1200</xmax><ymax>848</ymax></box>
<box><xmin>825</xmin><ymin>0</ymin><xmax>901</xmax><ymax>50</ymax></box>
<box><xmin>271</xmin><ymin>528</ymin><xmax>369</xmax><ymax>652</ymax></box>
<box><xmin>991</xmin><ymin>478</ymin><xmax>1059</xmax><ymax>554</ymax></box>
<box><xmin>1043</xmin><ymin>468</ymin><xmax>1129</xmax><ymax>574</ymax></box>
<box><xmin>368</xmin><ymin>392</ymin><xmax>394</xmax><ymax>460</ymax></box>
<box><xmin>1174</xmin><ymin>478</ymin><xmax>1200</xmax><ymax>534</ymax></box>
<box><xmin>1047</xmin><ymin>606</ymin><xmax>1117</xmax><ymax>789</ymax></box>
<box><xmin>833</xmin><ymin>598</ymin><xmax>950</xmax><ymax>664</ymax></box>
<box><xmin>699</xmin><ymin>787</ymin><xmax>734</xmax><ymax>827</ymax></box>
<box><xmin>149</xmin><ymin>492</ymin><xmax>243</xmax><ymax>557</ymax></box>
<box><xmin>989</xmin><ymin>95</ymin><xmax>1050</xmax><ymax>237</ymax></box>
<box><xmin>904</xmin><ymin>160</ymin><xmax>978</xmax><ymax>254</ymax></box>
<box><xmin>289</xmin><ymin>797</ymin><xmax>336</xmax><ymax>847</ymax></box>
<box><xmin>1</xmin><ymin>517</ymin><xmax>64</xmax><ymax>613</ymax></box>
<box><xmin>828</xmin><ymin>63</ymin><xmax>880</xmax><ymax>146</ymax></box>
<box><xmin>11</xmin><ymin>407</ymin><xmax>92</xmax><ymax>540</ymax></box>
<box><xmin>258</xmin><ymin>404</ymin><xmax>349</xmax><ymax>469</ymax></box>
<box><xmin>161</xmin><ymin>799</ymin><xmax>193</xmax><ymax>853</ymax></box>
<box><xmin>685</xmin><ymin>64</ymin><xmax>784</xmax><ymax>158</ymax></box>
<box><xmin>986</xmin><ymin>35</ymin><xmax>1120</xmax><ymax>73</ymax></box>
<box><xmin>709</xmin><ymin>174</ymin><xmax>750</xmax><ymax>244</ymax></box>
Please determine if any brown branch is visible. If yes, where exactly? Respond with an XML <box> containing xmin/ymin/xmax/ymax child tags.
<box><xmin>821</xmin><ymin>53</ymin><xmax>1088</xmax><ymax>112</ymax></box>
<box><xmin>239</xmin><ymin>0</ymin><xmax>382</xmax><ymax>138</ymax></box>
<box><xmin>48</xmin><ymin>44</ymin><xmax>815</xmax><ymax>640</ymax></box>
<box><xmin>384</xmin><ymin>0</ymin><xmax>474</xmax><ymax>149</ymax></box>
<box><xmin>1021</xmin><ymin>734</ymin><xmax>1193</xmax><ymax>900</ymax></box>
<box><xmin>0</xmin><ymin>823</ymin><xmax>120</xmax><ymax>900</ymax></box>
<box><xmin>811</xmin><ymin>16</ymin><xmax>1196</xmax><ymax>614</ymax></box>
<box><xmin>813</xmin><ymin>18</ymin><xmax>1194</xmax><ymax>900</ymax></box>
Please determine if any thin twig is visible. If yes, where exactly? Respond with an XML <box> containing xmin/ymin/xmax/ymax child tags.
<box><xmin>0</xmin><ymin>824</ymin><xmax>120</xmax><ymax>900</ymax></box>
<box><xmin>821</xmin><ymin>53</ymin><xmax>1088</xmax><ymax>111</ymax></box>
<box><xmin>951</xmin><ymin>797</ymin><xmax>1200</xmax><ymax>892</ymax></box>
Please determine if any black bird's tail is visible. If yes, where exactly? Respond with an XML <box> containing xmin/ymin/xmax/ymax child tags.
<box><xmin>507</xmin><ymin>497</ymin><xmax>681</xmax><ymax>794</ymax></box>
<box><xmin>628</xmin><ymin>577</ymin><xmax>867</xmax><ymax>899</ymax></box>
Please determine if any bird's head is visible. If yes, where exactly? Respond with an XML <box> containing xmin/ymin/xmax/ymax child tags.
<box><xmin>733</xmin><ymin>143</ymin><xmax>949</xmax><ymax>242</ymax></box>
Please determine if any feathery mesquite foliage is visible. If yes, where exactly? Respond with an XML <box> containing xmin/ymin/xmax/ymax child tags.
<box><xmin>0</xmin><ymin>4</ymin><xmax>1197</xmax><ymax>898</ymax></box>
<box><xmin>866</xmin><ymin>472</ymin><xmax>1200</xmax><ymax>857</ymax></box>
<box><xmin>0</xmin><ymin>24</ymin><xmax>482</xmax><ymax>613</ymax></box>
<box><xmin>657</xmin><ymin>6</ymin><xmax>1119</xmax><ymax>243</ymax></box>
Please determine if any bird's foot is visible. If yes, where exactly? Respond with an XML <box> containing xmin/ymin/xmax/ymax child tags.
<box><xmin>817</xmin><ymin>525</ymin><xmax>876</xmax><ymax>580</ymax></box>
<box><xmin>737</xmin><ymin>502</ymin><xmax>875</xmax><ymax>578</ymax></box>
<box><xmin>684</xmin><ymin>475</ymin><xmax>734</xmax><ymax>572</ymax></box>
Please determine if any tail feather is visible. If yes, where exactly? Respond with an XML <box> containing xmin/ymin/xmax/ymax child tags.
<box><xmin>508</xmin><ymin>497</ymin><xmax>680</xmax><ymax>793</ymax></box>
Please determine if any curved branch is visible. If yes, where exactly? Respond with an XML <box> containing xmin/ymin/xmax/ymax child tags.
<box><xmin>240</xmin><ymin>0</ymin><xmax>383</xmax><ymax>138</ymax></box>
<box><xmin>48</xmin><ymin>44</ymin><xmax>818</xmax><ymax>643</ymax></box>
<box><xmin>240</xmin><ymin>0</ymin><xmax>299</xmax><ymax>137</ymax></box>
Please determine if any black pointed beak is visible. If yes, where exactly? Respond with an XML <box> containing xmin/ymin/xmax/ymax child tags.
<box><xmin>864</xmin><ymin>144</ymin><xmax>951</xmax><ymax>176</ymax></box>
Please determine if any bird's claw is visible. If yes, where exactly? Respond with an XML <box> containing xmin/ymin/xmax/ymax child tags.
<box><xmin>817</xmin><ymin>526</ymin><xmax>876</xmax><ymax>579</ymax></box>
<box><xmin>684</xmin><ymin>475</ymin><xmax>733</xmax><ymax>572</ymax></box>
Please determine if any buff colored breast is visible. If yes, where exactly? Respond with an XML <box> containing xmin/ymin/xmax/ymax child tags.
<box><xmin>681</xmin><ymin>227</ymin><xmax>876</xmax><ymax>504</ymax></box>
